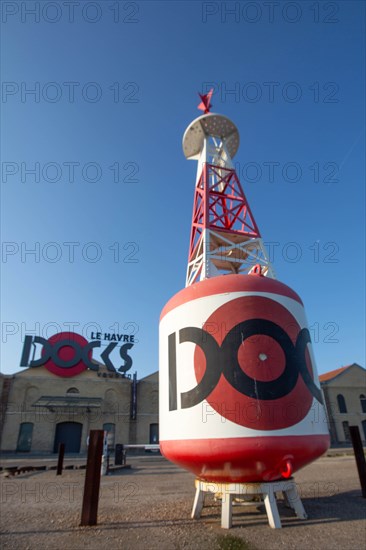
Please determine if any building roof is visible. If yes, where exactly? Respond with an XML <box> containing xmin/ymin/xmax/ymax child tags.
<box><xmin>139</xmin><ymin>371</ymin><xmax>158</xmax><ymax>382</ymax></box>
<box><xmin>319</xmin><ymin>364</ymin><xmax>355</xmax><ymax>383</ymax></box>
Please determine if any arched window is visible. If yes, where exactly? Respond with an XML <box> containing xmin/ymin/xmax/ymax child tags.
<box><xmin>66</xmin><ymin>387</ymin><xmax>79</xmax><ymax>394</ymax></box>
<box><xmin>360</xmin><ymin>394</ymin><xmax>366</xmax><ymax>414</ymax></box>
<box><xmin>17</xmin><ymin>422</ymin><xmax>34</xmax><ymax>452</ymax></box>
<box><xmin>337</xmin><ymin>394</ymin><xmax>347</xmax><ymax>413</ymax></box>
<box><xmin>149</xmin><ymin>423</ymin><xmax>159</xmax><ymax>444</ymax></box>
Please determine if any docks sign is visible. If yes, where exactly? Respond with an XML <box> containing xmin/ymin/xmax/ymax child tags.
<box><xmin>20</xmin><ymin>331</ymin><xmax>134</xmax><ymax>377</ymax></box>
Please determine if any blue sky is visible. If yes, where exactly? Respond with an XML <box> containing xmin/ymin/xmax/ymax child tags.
<box><xmin>1</xmin><ymin>0</ymin><xmax>365</xmax><ymax>378</ymax></box>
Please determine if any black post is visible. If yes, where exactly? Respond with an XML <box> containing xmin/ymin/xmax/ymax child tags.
<box><xmin>349</xmin><ymin>425</ymin><xmax>366</xmax><ymax>498</ymax></box>
<box><xmin>115</xmin><ymin>444</ymin><xmax>123</xmax><ymax>465</ymax></box>
<box><xmin>56</xmin><ymin>443</ymin><xmax>65</xmax><ymax>476</ymax></box>
<box><xmin>80</xmin><ymin>430</ymin><xmax>104</xmax><ymax>525</ymax></box>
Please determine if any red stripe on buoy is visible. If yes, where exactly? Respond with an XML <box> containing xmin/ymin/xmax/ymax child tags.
<box><xmin>160</xmin><ymin>274</ymin><xmax>303</xmax><ymax>320</ymax></box>
<box><xmin>160</xmin><ymin>434</ymin><xmax>329</xmax><ymax>482</ymax></box>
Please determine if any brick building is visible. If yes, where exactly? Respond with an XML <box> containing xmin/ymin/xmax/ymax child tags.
<box><xmin>0</xmin><ymin>365</ymin><xmax>158</xmax><ymax>454</ymax></box>
<box><xmin>320</xmin><ymin>363</ymin><xmax>366</xmax><ymax>445</ymax></box>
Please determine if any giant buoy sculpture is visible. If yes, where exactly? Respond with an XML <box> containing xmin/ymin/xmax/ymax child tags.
<box><xmin>159</xmin><ymin>92</ymin><xmax>330</xmax><ymax>527</ymax></box>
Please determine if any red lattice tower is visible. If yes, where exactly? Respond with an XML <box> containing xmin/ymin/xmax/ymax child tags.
<box><xmin>183</xmin><ymin>93</ymin><xmax>275</xmax><ymax>286</ymax></box>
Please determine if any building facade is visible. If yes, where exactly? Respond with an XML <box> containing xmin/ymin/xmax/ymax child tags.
<box><xmin>1</xmin><ymin>361</ymin><xmax>364</xmax><ymax>454</ymax></box>
<box><xmin>320</xmin><ymin>363</ymin><xmax>366</xmax><ymax>445</ymax></box>
<box><xmin>0</xmin><ymin>365</ymin><xmax>158</xmax><ymax>454</ymax></box>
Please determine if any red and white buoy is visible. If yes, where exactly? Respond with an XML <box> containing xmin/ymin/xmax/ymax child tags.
<box><xmin>159</xmin><ymin>93</ymin><xmax>329</xmax><ymax>483</ymax></box>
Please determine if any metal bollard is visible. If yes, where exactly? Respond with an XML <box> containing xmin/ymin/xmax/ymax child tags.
<box><xmin>80</xmin><ymin>430</ymin><xmax>104</xmax><ymax>526</ymax></box>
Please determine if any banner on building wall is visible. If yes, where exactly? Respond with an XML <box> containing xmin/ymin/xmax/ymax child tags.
<box><xmin>19</xmin><ymin>331</ymin><xmax>135</xmax><ymax>378</ymax></box>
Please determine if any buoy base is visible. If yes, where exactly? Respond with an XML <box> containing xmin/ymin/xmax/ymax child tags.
<box><xmin>161</xmin><ymin>434</ymin><xmax>330</xmax><ymax>482</ymax></box>
<box><xmin>191</xmin><ymin>478</ymin><xmax>307</xmax><ymax>529</ymax></box>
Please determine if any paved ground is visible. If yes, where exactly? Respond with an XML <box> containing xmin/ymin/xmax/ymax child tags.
<box><xmin>0</xmin><ymin>454</ymin><xmax>365</xmax><ymax>550</ymax></box>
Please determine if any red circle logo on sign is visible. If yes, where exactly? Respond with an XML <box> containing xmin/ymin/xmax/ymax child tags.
<box><xmin>43</xmin><ymin>332</ymin><xmax>91</xmax><ymax>378</ymax></box>
<box><xmin>194</xmin><ymin>296</ymin><xmax>314</xmax><ymax>430</ymax></box>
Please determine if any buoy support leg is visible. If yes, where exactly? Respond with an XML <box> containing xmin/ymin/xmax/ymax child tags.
<box><xmin>221</xmin><ymin>488</ymin><xmax>233</xmax><ymax>529</ymax></box>
<box><xmin>284</xmin><ymin>485</ymin><xmax>308</xmax><ymax>519</ymax></box>
<box><xmin>191</xmin><ymin>479</ymin><xmax>307</xmax><ymax>529</ymax></box>
<box><xmin>263</xmin><ymin>486</ymin><xmax>281</xmax><ymax>529</ymax></box>
<box><xmin>191</xmin><ymin>482</ymin><xmax>205</xmax><ymax>519</ymax></box>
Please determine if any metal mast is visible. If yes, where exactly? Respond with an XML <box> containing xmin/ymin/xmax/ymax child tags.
<box><xmin>183</xmin><ymin>91</ymin><xmax>275</xmax><ymax>287</ymax></box>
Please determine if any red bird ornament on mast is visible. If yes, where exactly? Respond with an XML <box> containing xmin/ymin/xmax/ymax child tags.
<box><xmin>198</xmin><ymin>89</ymin><xmax>213</xmax><ymax>113</ymax></box>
